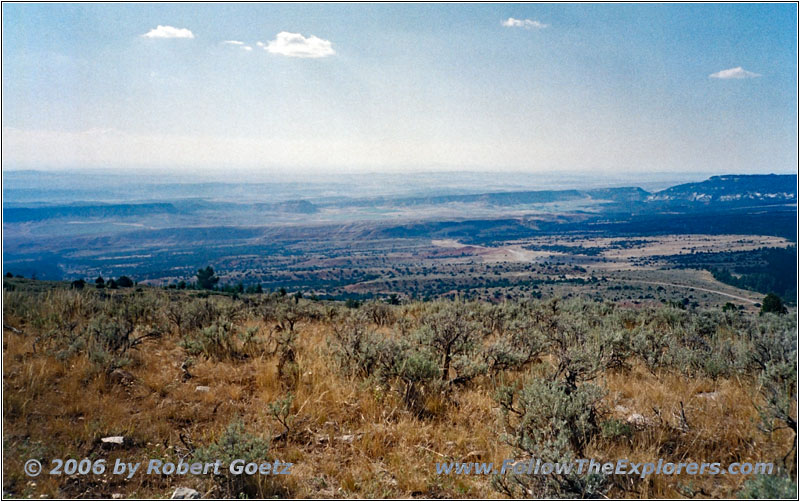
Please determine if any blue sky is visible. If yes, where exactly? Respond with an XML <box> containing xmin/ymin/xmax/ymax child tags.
<box><xmin>2</xmin><ymin>3</ymin><xmax>797</xmax><ymax>175</ymax></box>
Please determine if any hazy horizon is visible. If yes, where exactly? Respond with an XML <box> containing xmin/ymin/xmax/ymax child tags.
<box><xmin>3</xmin><ymin>3</ymin><xmax>798</xmax><ymax>175</ymax></box>
<box><xmin>2</xmin><ymin>167</ymin><xmax>765</xmax><ymax>205</ymax></box>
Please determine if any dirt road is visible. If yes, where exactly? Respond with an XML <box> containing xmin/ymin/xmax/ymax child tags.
<box><xmin>619</xmin><ymin>279</ymin><xmax>759</xmax><ymax>304</ymax></box>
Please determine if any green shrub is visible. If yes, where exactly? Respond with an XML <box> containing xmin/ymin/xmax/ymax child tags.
<box><xmin>268</xmin><ymin>393</ymin><xmax>295</xmax><ymax>441</ymax></box>
<box><xmin>748</xmin><ymin>316</ymin><xmax>797</xmax><ymax>444</ymax></box>
<box><xmin>86</xmin><ymin>314</ymin><xmax>134</xmax><ymax>353</ymax></box>
<box><xmin>495</xmin><ymin>376</ymin><xmax>608</xmax><ymax>498</ymax></box>
<box><xmin>184</xmin><ymin>298</ymin><xmax>222</xmax><ymax>331</ymax></box>
<box><xmin>274</xmin><ymin>329</ymin><xmax>299</xmax><ymax>389</ymax></box>
<box><xmin>84</xmin><ymin>314</ymin><xmax>137</xmax><ymax>372</ymax></box>
<box><xmin>391</xmin><ymin>345</ymin><xmax>442</xmax><ymax>418</ymax></box>
<box><xmin>194</xmin><ymin>420</ymin><xmax>280</xmax><ymax>498</ymax></box>
<box><xmin>737</xmin><ymin>474</ymin><xmax>797</xmax><ymax>499</ymax></box>
<box><xmin>417</xmin><ymin>302</ymin><xmax>486</xmax><ymax>380</ymax></box>
<box><xmin>329</xmin><ymin>311</ymin><xmax>386</xmax><ymax>378</ymax></box>
<box><xmin>361</xmin><ymin>301</ymin><xmax>395</xmax><ymax>327</ymax></box>
<box><xmin>600</xmin><ymin>418</ymin><xmax>633</xmax><ymax>440</ymax></box>
<box><xmin>484</xmin><ymin>315</ymin><xmax>546</xmax><ymax>374</ymax></box>
<box><xmin>181</xmin><ymin>322</ymin><xmax>239</xmax><ymax>360</ymax></box>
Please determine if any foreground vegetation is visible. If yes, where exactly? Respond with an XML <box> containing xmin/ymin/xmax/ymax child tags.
<box><xmin>3</xmin><ymin>278</ymin><xmax>796</xmax><ymax>498</ymax></box>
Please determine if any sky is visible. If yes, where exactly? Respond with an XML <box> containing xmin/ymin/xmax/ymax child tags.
<box><xmin>2</xmin><ymin>3</ymin><xmax>797</xmax><ymax>176</ymax></box>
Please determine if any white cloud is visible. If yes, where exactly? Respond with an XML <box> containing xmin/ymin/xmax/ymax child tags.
<box><xmin>142</xmin><ymin>25</ymin><xmax>194</xmax><ymax>39</ymax></box>
<box><xmin>709</xmin><ymin>67</ymin><xmax>761</xmax><ymax>79</ymax></box>
<box><xmin>256</xmin><ymin>41</ymin><xmax>266</xmax><ymax>48</ymax></box>
<box><xmin>265</xmin><ymin>31</ymin><xmax>335</xmax><ymax>58</ymax></box>
<box><xmin>222</xmin><ymin>40</ymin><xmax>253</xmax><ymax>51</ymax></box>
<box><xmin>502</xmin><ymin>17</ymin><xmax>548</xmax><ymax>29</ymax></box>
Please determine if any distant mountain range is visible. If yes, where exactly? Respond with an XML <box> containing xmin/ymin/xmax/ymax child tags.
<box><xmin>4</xmin><ymin>174</ymin><xmax>795</xmax><ymax>223</ymax></box>
<box><xmin>373</xmin><ymin>175</ymin><xmax>796</xmax><ymax>208</ymax></box>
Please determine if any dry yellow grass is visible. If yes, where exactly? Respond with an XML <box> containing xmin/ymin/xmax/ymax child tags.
<box><xmin>2</xmin><ymin>288</ymin><xmax>795</xmax><ymax>499</ymax></box>
<box><xmin>597</xmin><ymin>368</ymin><xmax>794</xmax><ymax>497</ymax></box>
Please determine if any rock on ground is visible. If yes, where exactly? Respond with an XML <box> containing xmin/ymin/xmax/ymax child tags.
<box><xmin>171</xmin><ymin>487</ymin><xmax>200</xmax><ymax>499</ymax></box>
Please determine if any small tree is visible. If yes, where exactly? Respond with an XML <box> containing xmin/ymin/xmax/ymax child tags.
<box><xmin>197</xmin><ymin>266</ymin><xmax>220</xmax><ymax>290</ymax></box>
<box><xmin>420</xmin><ymin>303</ymin><xmax>483</xmax><ymax>378</ymax></box>
<box><xmin>761</xmin><ymin>293</ymin><xmax>787</xmax><ymax>315</ymax></box>
<box><xmin>268</xmin><ymin>393</ymin><xmax>295</xmax><ymax>442</ymax></box>
<box><xmin>95</xmin><ymin>276</ymin><xmax>105</xmax><ymax>289</ymax></box>
<box><xmin>117</xmin><ymin>275</ymin><xmax>134</xmax><ymax>288</ymax></box>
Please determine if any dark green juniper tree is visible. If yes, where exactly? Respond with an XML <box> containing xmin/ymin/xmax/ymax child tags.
<box><xmin>760</xmin><ymin>293</ymin><xmax>788</xmax><ymax>315</ymax></box>
<box><xmin>197</xmin><ymin>266</ymin><xmax>220</xmax><ymax>290</ymax></box>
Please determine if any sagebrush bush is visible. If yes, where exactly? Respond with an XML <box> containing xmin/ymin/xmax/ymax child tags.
<box><xmin>737</xmin><ymin>473</ymin><xmax>797</xmax><ymax>499</ymax></box>
<box><xmin>193</xmin><ymin>420</ymin><xmax>280</xmax><ymax>498</ymax></box>
<box><xmin>3</xmin><ymin>278</ymin><xmax>796</xmax><ymax>499</ymax></box>
<box><xmin>180</xmin><ymin>321</ymin><xmax>247</xmax><ymax>360</ymax></box>
<box><xmin>330</xmin><ymin>305</ymin><xmax>482</xmax><ymax>416</ymax></box>
<box><xmin>260</xmin><ymin>296</ymin><xmax>321</xmax><ymax>332</ymax></box>
<box><xmin>495</xmin><ymin>376</ymin><xmax>608</xmax><ymax>498</ymax></box>
<box><xmin>329</xmin><ymin>310</ymin><xmax>386</xmax><ymax>378</ymax></box>
<box><xmin>82</xmin><ymin>311</ymin><xmax>164</xmax><ymax>373</ymax></box>
<box><xmin>417</xmin><ymin>301</ymin><xmax>486</xmax><ymax>378</ymax></box>
<box><xmin>361</xmin><ymin>300</ymin><xmax>395</xmax><ymax>327</ymax></box>
<box><xmin>484</xmin><ymin>314</ymin><xmax>546</xmax><ymax>374</ymax></box>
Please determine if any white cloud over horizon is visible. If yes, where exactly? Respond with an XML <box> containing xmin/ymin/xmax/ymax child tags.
<box><xmin>709</xmin><ymin>67</ymin><xmax>761</xmax><ymax>79</ymax></box>
<box><xmin>265</xmin><ymin>31</ymin><xmax>335</xmax><ymax>58</ymax></box>
<box><xmin>502</xmin><ymin>17</ymin><xmax>548</xmax><ymax>29</ymax></box>
<box><xmin>142</xmin><ymin>25</ymin><xmax>195</xmax><ymax>39</ymax></box>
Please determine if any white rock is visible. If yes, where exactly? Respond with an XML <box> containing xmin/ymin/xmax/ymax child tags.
<box><xmin>626</xmin><ymin>413</ymin><xmax>648</xmax><ymax>426</ymax></box>
<box><xmin>111</xmin><ymin>494</ymin><xmax>124</xmax><ymax>499</ymax></box>
<box><xmin>337</xmin><ymin>434</ymin><xmax>356</xmax><ymax>443</ymax></box>
<box><xmin>696</xmin><ymin>391</ymin><xmax>719</xmax><ymax>401</ymax></box>
<box><xmin>171</xmin><ymin>487</ymin><xmax>200</xmax><ymax>499</ymax></box>
<box><xmin>195</xmin><ymin>386</ymin><xmax>210</xmax><ymax>392</ymax></box>
<box><xmin>101</xmin><ymin>436</ymin><xmax>125</xmax><ymax>445</ymax></box>
<box><xmin>314</xmin><ymin>432</ymin><xmax>362</xmax><ymax>445</ymax></box>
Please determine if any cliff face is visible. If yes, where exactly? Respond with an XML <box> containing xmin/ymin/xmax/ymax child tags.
<box><xmin>648</xmin><ymin>174</ymin><xmax>797</xmax><ymax>203</ymax></box>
